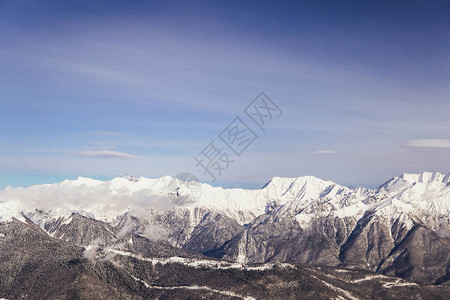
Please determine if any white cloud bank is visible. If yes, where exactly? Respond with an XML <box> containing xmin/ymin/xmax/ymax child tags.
<box><xmin>0</xmin><ymin>176</ymin><xmax>178</xmax><ymax>222</ymax></box>
<box><xmin>311</xmin><ymin>150</ymin><xmax>336</xmax><ymax>154</ymax></box>
<box><xmin>406</xmin><ymin>139</ymin><xmax>450</xmax><ymax>148</ymax></box>
<box><xmin>75</xmin><ymin>150</ymin><xmax>138</xmax><ymax>159</ymax></box>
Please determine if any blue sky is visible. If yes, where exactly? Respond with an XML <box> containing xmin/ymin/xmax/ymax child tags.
<box><xmin>1</xmin><ymin>0</ymin><xmax>450</xmax><ymax>189</ymax></box>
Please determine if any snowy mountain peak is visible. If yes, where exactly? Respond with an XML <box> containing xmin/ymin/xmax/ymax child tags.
<box><xmin>444</xmin><ymin>173</ymin><xmax>450</xmax><ymax>183</ymax></box>
<box><xmin>122</xmin><ymin>174</ymin><xmax>139</xmax><ymax>182</ymax></box>
<box><xmin>400</xmin><ymin>171</ymin><xmax>447</xmax><ymax>184</ymax></box>
<box><xmin>378</xmin><ymin>171</ymin><xmax>450</xmax><ymax>193</ymax></box>
<box><xmin>263</xmin><ymin>175</ymin><xmax>337</xmax><ymax>190</ymax></box>
<box><xmin>262</xmin><ymin>175</ymin><xmax>341</xmax><ymax>201</ymax></box>
<box><xmin>64</xmin><ymin>176</ymin><xmax>103</xmax><ymax>187</ymax></box>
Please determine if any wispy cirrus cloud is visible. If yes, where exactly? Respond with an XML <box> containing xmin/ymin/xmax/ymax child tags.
<box><xmin>406</xmin><ymin>139</ymin><xmax>450</xmax><ymax>149</ymax></box>
<box><xmin>74</xmin><ymin>150</ymin><xmax>138</xmax><ymax>159</ymax></box>
<box><xmin>311</xmin><ymin>150</ymin><xmax>336</xmax><ymax>154</ymax></box>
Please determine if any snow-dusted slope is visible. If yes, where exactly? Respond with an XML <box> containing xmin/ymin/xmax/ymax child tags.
<box><xmin>374</xmin><ymin>172</ymin><xmax>450</xmax><ymax>236</ymax></box>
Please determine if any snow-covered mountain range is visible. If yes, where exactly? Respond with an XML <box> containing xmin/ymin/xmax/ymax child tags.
<box><xmin>2</xmin><ymin>171</ymin><xmax>449</xmax><ymax>226</ymax></box>
<box><xmin>1</xmin><ymin>171</ymin><xmax>449</xmax><ymax>290</ymax></box>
